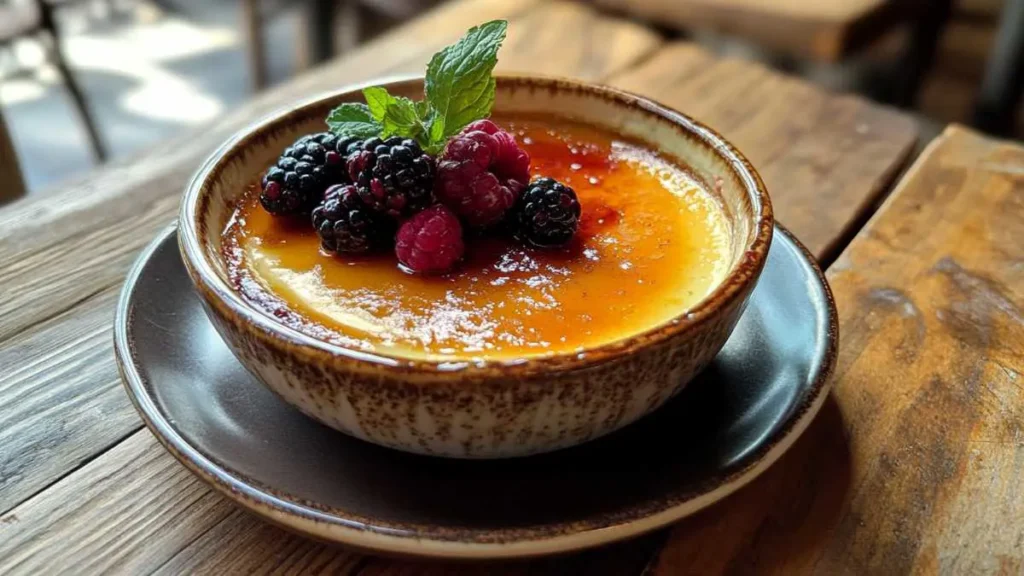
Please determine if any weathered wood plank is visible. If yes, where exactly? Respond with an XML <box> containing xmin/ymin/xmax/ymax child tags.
<box><xmin>153</xmin><ymin>508</ymin><xmax>367</xmax><ymax>576</ymax></box>
<box><xmin>607</xmin><ymin>42</ymin><xmax>918</xmax><ymax>263</ymax></box>
<box><xmin>594</xmin><ymin>0</ymin><xmax>915</xmax><ymax>61</ymax></box>
<box><xmin>155</xmin><ymin>508</ymin><xmax>662</xmax><ymax>576</ymax></box>
<box><xmin>0</xmin><ymin>285</ymin><xmax>137</xmax><ymax>514</ymax></box>
<box><xmin>0</xmin><ymin>434</ymin><xmax>232</xmax><ymax>575</ymax></box>
<box><xmin>648</xmin><ymin>126</ymin><xmax>1024</xmax><ymax>574</ymax></box>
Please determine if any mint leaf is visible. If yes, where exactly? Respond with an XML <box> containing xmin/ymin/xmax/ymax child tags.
<box><xmin>362</xmin><ymin>86</ymin><xmax>392</xmax><ymax>123</ymax></box>
<box><xmin>415</xmin><ymin>99</ymin><xmax>430</xmax><ymax>119</ymax></box>
<box><xmin>380</xmin><ymin>97</ymin><xmax>425</xmax><ymax>140</ymax></box>
<box><xmin>418</xmin><ymin>101</ymin><xmax>445</xmax><ymax>152</ymax></box>
<box><xmin>425</xmin><ymin>111</ymin><xmax>446</xmax><ymax>153</ymax></box>
<box><xmin>326</xmin><ymin>103</ymin><xmax>381</xmax><ymax>139</ymax></box>
<box><xmin>424</xmin><ymin>19</ymin><xmax>506</xmax><ymax>148</ymax></box>
<box><xmin>362</xmin><ymin>86</ymin><xmax>428</xmax><ymax>143</ymax></box>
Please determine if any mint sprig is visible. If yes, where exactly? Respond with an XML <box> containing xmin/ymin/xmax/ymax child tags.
<box><xmin>325</xmin><ymin>20</ymin><xmax>508</xmax><ymax>155</ymax></box>
<box><xmin>424</xmin><ymin>20</ymin><xmax>505</xmax><ymax>145</ymax></box>
<box><xmin>325</xmin><ymin>103</ymin><xmax>381</xmax><ymax>139</ymax></box>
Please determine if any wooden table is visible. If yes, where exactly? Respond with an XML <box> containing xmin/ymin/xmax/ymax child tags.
<box><xmin>593</xmin><ymin>0</ymin><xmax>916</xmax><ymax>62</ymax></box>
<box><xmin>0</xmin><ymin>0</ymin><xmax>1020</xmax><ymax>573</ymax></box>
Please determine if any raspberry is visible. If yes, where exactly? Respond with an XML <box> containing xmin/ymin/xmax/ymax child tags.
<box><xmin>312</xmin><ymin>184</ymin><xmax>393</xmax><ymax>254</ymax></box>
<box><xmin>435</xmin><ymin>119</ymin><xmax>531</xmax><ymax>228</ymax></box>
<box><xmin>347</xmin><ymin>136</ymin><xmax>435</xmax><ymax>218</ymax></box>
<box><xmin>261</xmin><ymin>132</ymin><xmax>359</xmax><ymax>216</ymax></box>
<box><xmin>513</xmin><ymin>177</ymin><xmax>581</xmax><ymax>248</ymax></box>
<box><xmin>395</xmin><ymin>205</ymin><xmax>465</xmax><ymax>274</ymax></box>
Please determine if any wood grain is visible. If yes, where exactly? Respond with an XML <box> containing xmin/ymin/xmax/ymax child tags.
<box><xmin>0</xmin><ymin>284</ymin><xmax>137</xmax><ymax>513</ymax></box>
<box><xmin>649</xmin><ymin>125</ymin><xmax>1024</xmax><ymax>574</ymax></box>
<box><xmin>0</xmin><ymin>1</ymin><xmax>922</xmax><ymax>573</ymax></box>
<box><xmin>0</xmin><ymin>434</ymin><xmax>233</xmax><ymax>575</ymax></box>
<box><xmin>594</xmin><ymin>0</ymin><xmax>916</xmax><ymax>61</ymax></box>
<box><xmin>608</xmin><ymin>42</ymin><xmax>918</xmax><ymax>263</ymax></box>
<box><xmin>155</xmin><ymin>509</ymin><xmax>662</xmax><ymax>576</ymax></box>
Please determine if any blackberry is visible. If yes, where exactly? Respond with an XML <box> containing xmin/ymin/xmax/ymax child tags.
<box><xmin>513</xmin><ymin>177</ymin><xmax>582</xmax><ymax>248</ymax></box>
<box><xmin>261</xmin><ymin>132</ymin><xmax>360</xmax><ymax>216</ymax></box>
<box><xmin>312</xmin><ymin>184</ymin><xmax>394</xmax><ymax>254</ymax></box>
<box><xmin>347</xmin><ymin>136</ymin><xmax>435</xmax><ymax>218</ymax></box>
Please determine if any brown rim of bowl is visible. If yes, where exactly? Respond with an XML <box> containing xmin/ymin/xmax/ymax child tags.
<box><xmin>179</xmin><ymin>74</ymin><xmax>774</xmax><ymax>377</ymax></box>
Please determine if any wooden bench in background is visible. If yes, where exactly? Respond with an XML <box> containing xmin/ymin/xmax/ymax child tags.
<box><xmin>592</xmin><ymin>0</ymin><xmax>918</xmax><ymax>62</ymax></box>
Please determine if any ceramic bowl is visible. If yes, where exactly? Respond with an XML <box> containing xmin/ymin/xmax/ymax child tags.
<box><xmin>178</xmin><ymin>75</ymin><xmax>773</xmax><ymax>458</ymax></box>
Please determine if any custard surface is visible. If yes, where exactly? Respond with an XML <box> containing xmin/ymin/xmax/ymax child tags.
<box><xmin>223</xmin><ymin>116</ymin><xmax>733</xmax><ymax>360</ymax></box>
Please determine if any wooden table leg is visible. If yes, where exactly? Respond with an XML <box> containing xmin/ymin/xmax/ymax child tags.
<box><xmin>336</xmin><ymin>0</ymin><xmax>364</xmax><ymax>53</ymax></box>
<box><xmin>304</xmin><ymin>0</ymin><xmax>336</xmax><ymax>66</ymax></box>
<box><xmin>241</xmin><ymin>0</ymin><xmax>268</xmax><ymax>91</ymax></box>
<box><xmin>0</xmin><ymin>109</ymin><xmax>27</xmax><ymax>202</ymax></box>
<box><xmin>972</xmin><ymin>0</ymin><xmax>1024</xmax><ymax>136</ymax></box>
<box><xmin>38</xmin><ymin>0</ymin><xmax>107</xmax><ymax>163</ymax></box>
<box><xmin>889</xmin><ymin>0</ymin><xmax>954</xmax><ymax>108</ymax></box>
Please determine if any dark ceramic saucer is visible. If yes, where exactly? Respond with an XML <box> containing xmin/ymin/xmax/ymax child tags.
<box><xmin>114</xmin><ymin>224</ymin><xmax>836</xmax><ymax>559</ymax></box>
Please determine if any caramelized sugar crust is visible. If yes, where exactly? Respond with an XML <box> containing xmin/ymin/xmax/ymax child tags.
<box><xmin>223</xmin><ymin>115</ymin><xmax>732</xmax><ymax>360</ymax></box>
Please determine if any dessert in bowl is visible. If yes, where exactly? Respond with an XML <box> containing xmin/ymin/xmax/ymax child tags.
<box><xmin>224</xmin><ymin>114</ymin><xmax>734</xmax><ymax>361</ymax></box>
<box><xmin>179</xmin><ymin>79</ymin><xmax>771</xmax><ymax>457</ymax></box>
<box><xmin>179</xmin><ymin>20</ymin><xmax>771</xmax><ymax>459</ymax></box>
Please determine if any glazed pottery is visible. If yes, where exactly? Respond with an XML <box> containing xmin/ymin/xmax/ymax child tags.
<box><xmin>117</xmin><ymin>224</ymin><xmax>833</xmax><ymax>558</ymax></box>
<box><xmin>177</xmin><ymin>75</ymin><xmax>773</xmax><ymax>458</ymax></box>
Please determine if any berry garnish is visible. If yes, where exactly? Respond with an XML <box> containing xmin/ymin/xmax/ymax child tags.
<box><xmin>312</xmin><ymin>184</ymin><xmax>394</xmax><ymax>254</ymax></box>
<box><xmin>260</xmin><ymin>132</ymin><xmax>359</xmax><ymax>216</ymax></box>
<box><xmin>347</xmin><ymin>136</ymin><xmax>435</xmax><ymax>218</ymax></box>
<box><xmin>395</xmin><ymin>205</ymin><xmax>465</xmax><ymax>274</ymax></box>
<box><xmin>257</xmin><ymin>19</ymin><xmax>583</xmax><ymax>272</ymax></box>
<box><xmin>513</xmin><ymin>177</ymin><xmax>582</xmax><ymax>248</ymax></box>
<box><xmin>435</xmin><ymin>119</ymin><xmax>530</xmax><ymax>228</ymax></box>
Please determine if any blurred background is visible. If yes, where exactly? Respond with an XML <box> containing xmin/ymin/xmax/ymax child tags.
<box><xmin>0</xmin><ymin>0</ymin><xmax>1020</xmax><ymax>200</ymax></box>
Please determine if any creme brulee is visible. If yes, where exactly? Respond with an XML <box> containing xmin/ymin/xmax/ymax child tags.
<box><xmin>222</xmin><ymin>115</ymin><xmax>733</xmax><ymax>360</ymax></box>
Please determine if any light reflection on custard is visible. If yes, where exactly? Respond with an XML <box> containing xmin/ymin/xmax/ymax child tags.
<box><xmin>222</xmin><ymin>115</ymin><xmax>733</xmax><ymax>360</ymax></box>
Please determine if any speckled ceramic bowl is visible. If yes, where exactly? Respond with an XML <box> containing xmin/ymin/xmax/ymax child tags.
<box><xmin>178</xmin><ymin>75</ymin><xmax>773</xmax><ymax>459</ymax></box>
